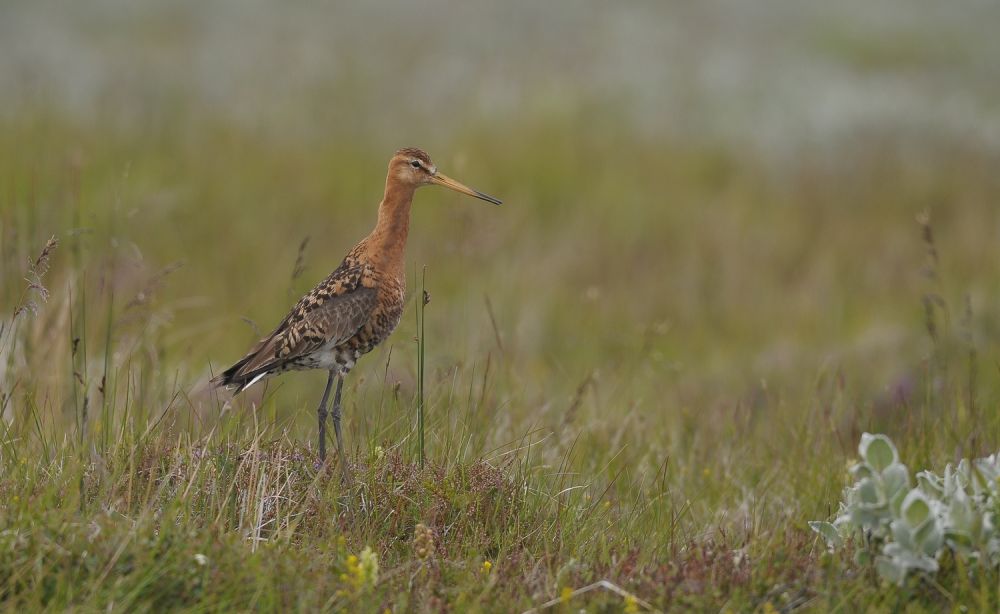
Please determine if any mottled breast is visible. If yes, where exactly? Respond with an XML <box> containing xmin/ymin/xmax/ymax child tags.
<box><xmin>344</xmin><ymin>273</ymin><xmax>404</xmax><ymax>358</ymax></box>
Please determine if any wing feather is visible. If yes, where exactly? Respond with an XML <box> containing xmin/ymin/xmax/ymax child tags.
<box><xmin>212</xmin><ymin>263</ymin><xmax>377</xmax><ymax>391</ymax></box>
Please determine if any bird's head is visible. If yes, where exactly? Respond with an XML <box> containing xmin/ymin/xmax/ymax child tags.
<box><xmin>389</xmin><ymin>147</ymin><xmax>502</xmax><ymax>205</ymax></box>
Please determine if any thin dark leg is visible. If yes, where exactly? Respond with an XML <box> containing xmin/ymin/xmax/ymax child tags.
<box><xmin>330</xmin><ymin>374</ymin><xmax>352</xmax><ymax>484</ymax></box>
<box><xmin>317</xmin><ymin>370</ymin><xmax>335</xmax><ymax>462</ymax></box>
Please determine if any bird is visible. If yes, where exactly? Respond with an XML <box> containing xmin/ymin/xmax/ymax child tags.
<box><xmin>211</xmin><ymin>148</ymin><xmax>501</xmax><ymax>480</ymax></box>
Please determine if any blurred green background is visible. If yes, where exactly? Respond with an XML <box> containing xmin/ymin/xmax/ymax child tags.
<box><xmin>4</xmin><ymin>0</ymin><xmax>999</xmax><ymax>416</ymax></box>
<box><xmin>4</xmin><ymin>0</ymin><xmax>1000</xmax><ymax>467</ymax></box>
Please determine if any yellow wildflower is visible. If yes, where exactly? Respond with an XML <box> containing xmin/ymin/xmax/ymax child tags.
<box><xmin>342</xmin><ymin>547</ymin><xmax>379</xmax><ymax>594</ymax></box>
<box><xmin>560</xmin><ymin>587</ymin><xmax>574</xmax><ymax>603</ymax></box>
<box><xmin>481</xmin><ymin>560</ymin><xmax>492</xmax><ymax>574</ymax></box>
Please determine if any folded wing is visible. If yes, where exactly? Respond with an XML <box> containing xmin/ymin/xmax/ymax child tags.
<box><xmin>212</xmin><ymin>265</ymin><xmax>378</xmax><ymax>393</ymax></box>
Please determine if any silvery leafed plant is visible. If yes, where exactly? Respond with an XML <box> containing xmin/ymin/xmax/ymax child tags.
<box><xmin>811</xmin><ymin>433</ymin><xmax>1000</xmax><ymax>584</ymax></box>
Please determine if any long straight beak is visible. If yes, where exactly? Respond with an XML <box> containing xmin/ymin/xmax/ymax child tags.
<box><xmin>430</xmin><ymin>172</ymin><xmax>502</xmax><ymax>205</ymax></box>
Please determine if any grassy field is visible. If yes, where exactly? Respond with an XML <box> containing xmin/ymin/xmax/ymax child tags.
<box><xmin>2</xmin><ymin>101</ymin><xmax>1000</xmax><ymax>612</ymax></box>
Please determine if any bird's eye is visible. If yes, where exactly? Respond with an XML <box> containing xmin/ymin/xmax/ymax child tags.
<box><xmin>410</xmin><ymin>160</ymin><xmax>421</xmax><ymax>169</ymax></box>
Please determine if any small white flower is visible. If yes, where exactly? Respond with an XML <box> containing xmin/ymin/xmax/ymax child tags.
<box><xmin>194</xmin><ymin>553</ymin><xmax>208</xmax><ymax>566</ymax></box>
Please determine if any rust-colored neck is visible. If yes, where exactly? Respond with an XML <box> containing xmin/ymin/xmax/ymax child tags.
<box><xmin>366</xmin><ymin>178</ymin><xmax>415</xmax><ymax>277</ymax></box>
